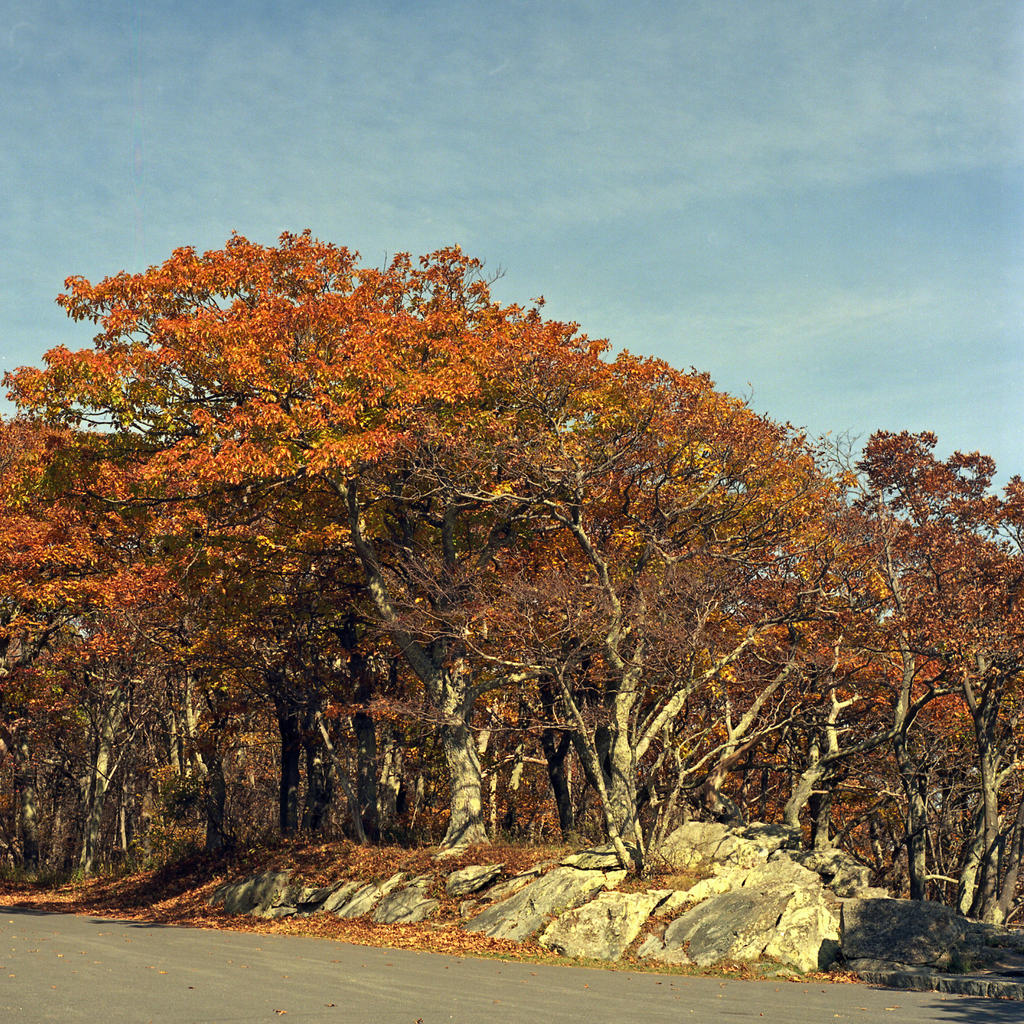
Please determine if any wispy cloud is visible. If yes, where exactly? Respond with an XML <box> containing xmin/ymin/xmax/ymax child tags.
<box><xmin>1</xmin><ymin>1</ymin><xmax>1021</xmax><ymax>474</ymax></box>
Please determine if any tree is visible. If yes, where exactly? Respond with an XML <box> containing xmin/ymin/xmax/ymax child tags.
<box><xmin>6</xmin><ymin>231</ymin><xmax>604</xmax><ymax>849</ymax></box>
<box><xmin>858</xmin><ymin>432</ymin><xmax>1024</xmax><ymax>921</ymax></box>
<box><xmin>472</xmin><ymin>354</ymin><xmax>837</xmax><ymax>867</ymax></box>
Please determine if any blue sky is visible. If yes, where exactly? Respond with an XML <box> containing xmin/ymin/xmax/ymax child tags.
<box><xmin>3</xmin><ymin>1</ymin><xmax>1022</xmax><ymax>478</ymax></box>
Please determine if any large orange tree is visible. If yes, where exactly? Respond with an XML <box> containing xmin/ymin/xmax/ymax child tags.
<box><xmin>6</xmin><ymin>231</ymin><xmax>606</xmax><ymax>849</ymax></box>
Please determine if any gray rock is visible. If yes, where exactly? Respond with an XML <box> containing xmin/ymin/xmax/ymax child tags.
<box><xmin>789</xmin><ymin>848</ymin><xmax>874</xmax><ymax>897</ymax></box>
<box><xmin>658</xmin><ymin>821</ymin><xmax>799</xmax><ymax>872</ymax></box>
<box><xmin>635</xmin><ymin>931</ymin><xmax>692</xmax><ymax>965</ymax></box>
<box><xmin>657</xmin><ymin>821</ymin><xmax>732</xmax><ymax>870</ymax></box>
<box><xmin>665</xmin><ymin>869</ymin><xmax>743</xmax><ymax>907</ymax></box>
<box><xmin>256</xmin><ymin>902</ymin><xmax>299</xmax><ymax>920</ymax></box>
<box><xmin>846</xmin><ymin>957</ymin><xmax>931</xmax><ymax>973</ymax></box>
<box><xmin>741</xmin><ymin>855</ymin><xmax>820</xmax><ymax>890</ymax></box>
<box><xmin>467</xmin><ymin>867</ymin><xmax>622</xmax><ymax>941</ymax></box>
<box><xmin>643</xmin><ymin>855</ymin><xmax>838</xmax><ymax>973</ymax></box>
<box><xmin>653</xmin><ymin>886</ymin><xmax>712</xmax><ymax>915</ymax></box>
<box><xmin>764</xmin><ymin>886</ymin><xmax>840</xmax><ymax>972</ymax></box>
<box><xmin>560</xmin><ymin>845</ymin><xmax>631</xmax><ymax>871</ymax></box>
<box><xmin>209</xmin><ymin>870</ymin><xmax>294</xmax><ymax>915</ymax></box>
<box><xmin>855</xmin><ymin>886</ymin><xmax>893</xmax><ymax>900</ymax></box>
<box><xmin>851</xmin><ymin>964</ymin><xmax>1024</xmax><ymax>1001</ymax></box>
<box><xmin>967</xmin><ymin>920</ymin><xmax>1024</xmax><ymax>953</ymax></box>
<box><xmin>250</xmin><ymin>882</ymin><xmax>303</xmax><ymax>918</ymax></box>
<box><xmin>477</xmin><ymin>868</ymin><xmax>547</xmax><ymax>904</ymax></box>
<box><xmin>840</xmin><ymin>898</ymin><xmax>978</xmax><ymax>967</ymax></box>
<box><xmin>736</xmin><ymin>822</ymin><xmax>803</xmax><ymax>855</ymax></box>
<box><xmin>540</xmin><ymin>891</ymin><xmax>662</xmax><ymax>960</ymax></box>
<box><xmin>662</xmin><ymin>888</ymin><xmax>795</xmax><ymax>966</ymax></box>
<box><xmin>295</xmin><ymin>882</ymin><xmax>348</xmax><ymax>915</ymax></box>
<box><xmin>445</xmin><ymin>864</ymin><xmax>504</xmax><ymax>897</ymax></box>
<box><xmin>373</xmin><ymin>875</ymin><xmax>441</xmax><ymax>924</ymax></box>
<box><xmin>332</xmin><ymin>873</ymin><xmax>407</xmax><ymax>919</ymax></box>
<box><xmin>319</xmin><ymin>881</ymin><xmax>361</xmax><ymax>914</ymax></box>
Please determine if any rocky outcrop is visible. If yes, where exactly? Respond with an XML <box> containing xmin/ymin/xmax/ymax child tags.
<box><xmin>842</xmin><ymin>897</ymin><xmax>979</xmax><ymax>969</ymax></box>
<box><xmin>332</xmin><ymin>873</ymin><xmax>407</xmax><ymax>918</ymax></box>
<box><xmin>208</xmin><ymin>869</ymin><xmax>294</xmax><ymax>915</ymax></box>
<box><xmin>844</xmin><ymin>897</ymin><xmax>1024</xmax><ymax>962</ymax></box>
<box><xmin>789</xmin><ymin>848</ymin><xmax>881</xmax><ymax>898</ymax></box>
<box><xmin>560</xmin><ymin>845</ymin><xmax>631</xmax><ymax>871</ymax></box>
<box><xmin>466</xmin><ymin>866</ymin><xmax>623</xmax><ymax>941</ymax></box>
<box><xmin>373</xmin><ymin>875</ymin><xmax>440</xmax><ymax>924</ymax></box>
<box><xmin>203</xmin><ymin>823</ymin><xmax>1024</xmax><ymax>998</ymax></box>
<box><xmin>320</xmin><ymin>881</ymin><xmax>362</xmax><ymax>913</ymax></box>
<box><xmin>657</xmin><ymin>820</ymin><xmax>801</xmax><ymax>871</ymax></box>
<box><xmin>639</xmin><ymin>857</ymin><xmax>839</xmax><ymax>973</ymax></box>
<box><xmin>540</xmin><ymin>891</ymin><xmax>664</xmax><ymax>960</ymax></box>
<box><xmin>445</xmin><ymin>863</ymin><xmax>503</xmax><ymax>897</ymax></box>
<box><xmin>841</xmin><ymin>897</ymin><xmax>1024</xmax><ymax>999</ymax></box>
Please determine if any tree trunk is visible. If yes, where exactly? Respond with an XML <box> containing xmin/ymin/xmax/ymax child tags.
<box><xmin>957</xmin><ymin>829</ymin><xmax>983</xmax><ymax>918</ymax></box>
<box><xmin>277</xmin><ymin>704</ymin><xmax>302</xmax><ymax>837</ymax></box>
<box><xmin>202</xmin><ymin>750</ymin><xmax>229</xmax><ymax>853</ymax></box>
<box><xmin>904</xmin><ymin>781</ymin><xmax>929</xmax><ymax>901</ymax></box>
<box><xmin>302</xmin><ymin>729</ymin><xmax>333</xmax><ymax>833</ymax></box>
<box><xmin>601</xmin><ymin>725</ymin><xmax>640</xmax><ymax>844</ymax></box>
<box><xmin>969</xmin><ymin>750</ymin><xmax>1004</xmax><ymax>923</ymax></box>
<box><xmin>439</xmin><ymin>717</ymin><xmax>487</xmax><ymax>848</ymax></box>
<box><xmin>80</xmin><ymin>714</ymin><xmax>119</xmax><ymax>875</ymax></box>
<box><xmin>352</xmin><ymin>709</ymin><xmax>380</xmax><ymax>842</ymax></box>
<box><xmin>540</xmin><ymin>728</ymin><xmax>574</xmax><ymax>838</ymax></box>
<box><xmin>699</xmin><ymin>770</ymin><xmax>746</xmax><ymax>826</ymax></box>
<box><xmin>538</xmin><ymin>681</ymin><xmax>574</xmax><ymax>837</ymax></box>
<box><xmin>378</xmin><ymin>728</ymin><xmax>403</xmax><ymax>836</ymax></box>
<box><xmin>14</xmin><ymin>736</ymin><xmax>39</xmax><ymax>872</ymax></box>
<box><xmin>996</xmin><ymin>794</ymin><xmax>1024</xmax><ymax>923</ymax></box>
<box><xmin>784</xmin><ymin>761</ymin><xmax>823</xmax><ymax>831</ymax></box>
<box><xmin>501</xmin><ymin>742</ymin><xmax>526</xmax><ymax>835</ymax></box>
<box><xmin>893</xmin><ymin>732</ymin><xmax>929</xmax><ymax>901</ymax></box>
<box><xmin>566</xmin><ymin>715</ymin><xmax>638</xmax><ymax>869</ymax></box>
<box><xmin>809</xmin><ymin>790</ymin><xmax>832</xmax><ymax>851</ymax></box>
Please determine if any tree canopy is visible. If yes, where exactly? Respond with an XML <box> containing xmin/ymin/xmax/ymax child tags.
<box><xmin>2</xmin><ymin>232</ymin><xmax>1021</xmax><ymax>923</ymax></box>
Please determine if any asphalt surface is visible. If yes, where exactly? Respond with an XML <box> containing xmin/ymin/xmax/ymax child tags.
<box><xmin>1</xmin><ymin>907</ymin><xmax>1019</xmax><ymax>1024</ymax></box>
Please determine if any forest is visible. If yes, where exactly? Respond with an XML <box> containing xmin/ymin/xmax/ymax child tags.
<box><xmin>1</xmin><ymin>231</ymin><xmax>1021</xmax><ymax>928</ymax></box>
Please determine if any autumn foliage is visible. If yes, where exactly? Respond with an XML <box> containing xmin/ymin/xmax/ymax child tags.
<box><xmin>1</xmin><ymin>233</ymin><xmax>1021</xmax><ymax>924</ymax></box>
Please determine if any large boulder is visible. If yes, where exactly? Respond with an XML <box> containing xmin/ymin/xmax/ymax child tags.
<box><xmin>331</xmin><ymin>873</ymin><xmax>407</xmax><ymax>919</ymax></box>
<box><xmin>658</xmin><ymin>821</ymin><xmax>800</xmax><ymax>872</ymax></box>
<box><xmin>208</xmin><ymin>870</ymin><xmax>294</xmax><ymax>915</ymax></box>
<box><xmin>256</xmin><ymin>881</ymin><xmax>355</xmax><ymax>920</ymax></box>
<box><xmin>255</xmin><ymin>883</ymin><xmax>303</xmax><ymax>919</ymax></box>
<box><xmin>445</xmin><ymin>864</ymin><xmax>504</xmax><ymax>898</ymax></box>
<box><xmin>765</xmin><ymin>886</ymin><xmax>841</xmax><ymax>972</ymax></box>
<box><xmin>841</xmin><ymin>897</ymin><xmax>979</xmax><ymax>968</ymax></box>
<box><xmin>560</xmin><ymin>844</ymin><xmax>634</xmax><ymax>871</ymax></box>
<box><xmin>642</xmin><ymin>854</ymin><xmax>838</xmax><ymax>973</ymax></box>
<box><xmin>320</xmin><ymin>881</ymin><xmax>361</xmax><ymax>913</ymax></box>
<box><xmin>475</xmin><ymin>864</ymin><xmax>553</xmax><ymax>905</ymax></box>
<box><xmin>294</xmin><ymin>882</ymin><xmax>349</xmax><ymax>916</ymax></box>
<box><xmin>539</xmin><ymin>891</ymin><xmax>664</xmax><ymax>960</ymax></box>
<box><xmin>467</xmin><ymin>866</ymin><xmax>623</xmax><ymax>941</ymax></box>
<box><xmin>373</xmin><ymin>875</ymin><xmax>440</xmax><ymax>924</ymax></box>
<box><xmin>659</xmin><ymin>888</ymin><xmax>794</xmax><ymax>966</ymax></box>
<box><xmin>789</xmin><ymin>848</ymin><xmax>875</xmax><ymax>897</ymax></box>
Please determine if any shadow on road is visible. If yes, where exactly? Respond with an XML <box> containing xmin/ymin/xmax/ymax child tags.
<box><xmin>857</xmin><ymin>983</ymin><xmax>1023</xmax><ymax>1023</ymax></box>
<box><xmin>2</xmin><ymin>904</ymin><xmax>171</xmax><ymax>929</ymax></box>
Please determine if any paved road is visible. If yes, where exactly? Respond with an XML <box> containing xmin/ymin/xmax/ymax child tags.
<box><xmin>1</xmin><ymin>907</ymin><xmax>1018</xmax><ymax>1024</ymax></box>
